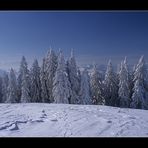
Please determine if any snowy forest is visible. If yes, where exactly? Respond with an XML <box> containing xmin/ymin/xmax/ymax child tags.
<box><xmin>0</xmin><ymin>49</ymin><xmax>148</xmax><ymax>110</ymax></box>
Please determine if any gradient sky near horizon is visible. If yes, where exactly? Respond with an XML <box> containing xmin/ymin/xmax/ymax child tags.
<box><xmin>0</xmin><ymin>11</ymin><xmax>148</xmax><ymax>71</ymax></box>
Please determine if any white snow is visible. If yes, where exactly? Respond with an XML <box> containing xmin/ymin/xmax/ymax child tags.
<box><xmin>0</xmin><ymin>103</ymin><xmax>148</xmax><ymax>137</ymax></box>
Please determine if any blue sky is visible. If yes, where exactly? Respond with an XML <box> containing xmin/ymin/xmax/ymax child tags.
<box><xmin>0</xmin><ymin>11</ymin><xmax>148</xmax><ymax>71</ymax></box>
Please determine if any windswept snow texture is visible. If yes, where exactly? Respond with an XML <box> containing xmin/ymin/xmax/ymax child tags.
<box><xmin>0</xmin><ymin>103</ymin><xmax>148</xmax><ymax>137</ymax></box>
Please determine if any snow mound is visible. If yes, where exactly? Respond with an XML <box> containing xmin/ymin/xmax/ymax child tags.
<box><xmin>0</xmin><ymin>103</ymin><xmax>148</xmax><ymax>137</ymax></box>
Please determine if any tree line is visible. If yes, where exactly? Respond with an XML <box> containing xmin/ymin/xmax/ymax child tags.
<box><xmin>0</xmin><ymin>49</ymin><xmax>148</xmax><ymax>110</ymax></box>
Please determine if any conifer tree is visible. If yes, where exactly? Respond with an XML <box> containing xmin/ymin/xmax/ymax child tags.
<box><xmin>1</xmin><ymin>73</ymin><xmax>9</xmax><ymax>103</ymax></box>
<box><xmin>53</xmin><ymin>51</ymin><xmax>72</xmax><ymax>104</ymax></box>
<box><xmin>30</xmin><ymin>59</ymin><xmax>42</xmax><ymax>102</ymax></box>
<box><xmin>45</xmin><ymin>49</ymin><xmax>57</xmax><ymax>103</ymax></box>
<box><xmin>20</xmin><ymin>56</ymin><xmax>31</xmax><ymax>103</ymax></box>
<box><xmin>118</xmin><ymin>57</ymin><xmax>131</xmax><ymax>108</ymax></box>
<box><xmin>6</xmin><ymin>68</ymin><xmax>18</xmax><ymax>103</ymax></box>
<box><xmin>90</xmin><ymin>64</ymin><xmax>104</xmax><ymax>105</ymax></box>
<box><xmin>104</xmin><ymin>60</ymin><xmax>119</xmax><ymax>106</ymax></box>
<box><xmin>40</xmin><ymin>58</ymin><xmax>49</xmax><ymax>103</ymax></box>
<box><xmin>0</xmin><ymin>77</ymin><xmax>3</xmax><ymax>103</ymax></box>
<box><xmin>67</xmin><ymin>49</ymin><xmax>80</xmax><ymax>104</ymax></box>
<box><xmin>79</xmin><ymin>69</ymin><xmax>92</xmax><ymax>105</ymax></box>
<box><xmin>130</xmin><ymin>56</ymin><xmax>148</xmax><ymax>109</ymax></box>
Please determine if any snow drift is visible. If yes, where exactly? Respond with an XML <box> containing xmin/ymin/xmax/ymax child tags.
<box><xmin>0</xmin><ymin>103</ymin><xmax>148</xmax><ymax>137</ymax></box>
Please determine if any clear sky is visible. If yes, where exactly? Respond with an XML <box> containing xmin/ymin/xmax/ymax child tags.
<box><xmin>0</xmin><ymin>11</ymin><xmax>148</xmax><ymax>71</ymax></box>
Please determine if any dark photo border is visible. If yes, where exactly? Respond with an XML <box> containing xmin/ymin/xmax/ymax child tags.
<box><xmin>0</xmin><ymin>0</ymin><xmax>148</xmax><ymax>147</ymax></box>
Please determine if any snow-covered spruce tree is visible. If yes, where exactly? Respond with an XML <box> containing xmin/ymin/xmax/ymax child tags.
<box><xmin>130</xmin><ymin>63</ymin><xmax>137</xmax><ymax>99</ymax></box>
<box><xmin>17</xmin><ymin>64</ymin><xmax>23</xmax><ymax>102</ymax></box>
<box><xmin>1</xmin><ymin>73</ymin><xmax>9</xmax><ymax>103</ymax></box>
<box><xmin>0</xmin><ymin>77</ymin><xmax>3</xmax><ymax>103</ymax></box>
<box><xmin>20</xmin><ymin>56</ymin><xmax>31</xmax><ymax>103</ymax></box>
<box><xmin>67</xmin><ymin>49</ymin><xmax>80</xmax><ymax>104</ymax></box>
<box><xmin>130</xmin><ymin>56</ymin><xmax>148</xmax><ymax>109</ymax></box>
<box><xmin>77</xmin><ymin>68</ymin><xmax>81</xmax><ymax>83</ymax></box>
<box><xmin>117</xmin><ymin>63</ymin><xmax>121</xmax><ymax>75</ymax></box>
<box><xmin>40</xmin><ymin>57</ymin><xmax>49</xmax><ymax>103</ymax></box>
<box><xmin>30</xmin><ymin>59</ymin><xmax>42</xmax><ymax>102</ymax></box>
<box><xmin>53</xmin><ymin>51</ymin><xmax>72</xmax><ymax>104</ymax></box>
<box><xmin>17</xmin><ymin>56</ymin><xmax>28</xmax><ymax>102</ymax></box>
<box><xmin>45</xmin><ymin>49</ymin><xmax>57</xmax><ymax>103</ymax></box>
<box><xmin>79</xmin><ymin>69</ymin><xmax>92</xmax><ymax>105</ymax></box>
<box><xmin>6</xmin><ymin>68</ymin><xmax>18</xmax><ymax>103</ymax></box>
<box><xmin>77</xmin><ymin>68</ymin><xmax>81</xmax><ymax>100</ymax></box>
<box><xmin>104</xmin><ymin>60</ymin><xmax>119</xmax><ymax>107</ymax></box>
<box><xmin>124</xmin><ymin>57</ymin><xmax>133</xmax><ymax>102</ymax></box>
<box><xmin>118</xmin><ymin>57</ymin><xmax>131</xmax><ymax>108</ymax></box>
<box><xmin>90</xmin><ymin>64</ymin><xmax>104</xmax><ymax>105</ymax></box>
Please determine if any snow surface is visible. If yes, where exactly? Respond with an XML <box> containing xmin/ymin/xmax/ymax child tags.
<box><xmin>0</xmin><ymin>103</ymin><xmax>148</xmax><ymax>137</ymax></box>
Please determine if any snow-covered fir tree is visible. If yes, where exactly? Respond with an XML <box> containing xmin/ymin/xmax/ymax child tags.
<box><xmin>118</xmin><ymin>57</ymin><xmax>131</xmax><ymax>108</ymax></box>
<box><xmin>77</xmin><ymin>68</ymin><xmax>81</xmax><ymax>100</ymax></box>
<box><xmin>104</xmin><ymin>60</ymin><xmax>119</xmax><ymax>106</ymax></box>
<box><xmin>67</xmin><ymin>49</ymin><xmax>80</xmax><ymax>104</ymax></box>
<box><xmin>130</xmin><ymin>63</ymin><xmax>137</xmax><ymax>98</ymax></box>
<box><xmin>6</xmin><ymin>68</ymin><xmax>18</xmax><ymax>103</ymax></box>
<box><xmin>30</xmin><ymin>59</ymin><xmax>42</xmax><ymax>102</ymax></box>
<box><xmin>20</xmin><ymin>56</ymin><xmax>31</xmax><ymax>103</ymax></box>
<box><xmin>124</xmin><ymin>57</ymin><xmax>133</xmax><ymax>100</ymax></box>
<box><xmin>0</xmin><ymin>77</ymin><xmax>3</xmax><ymax>103</ymax></box>
<box><xmin>40</xmin><ymin>57</ymin><xmax>49</xmax><ymax>103</ymax></box>
<box><xmin>117</xmin><ymin>63</ymin><xmax>121</xmax><ymax>75</ymax></box>
<box><xmin>77</xmin><ymin>68</ymin><xmax>81</xmax><ymax>82</ymax></box>
<box><xmin>90</xmin><ymin>64</ymin><xmax>104</xmax><ymax>105</ymax></box>
<box><xmin>1</xmin><ymin>73</ymin><xmax>9</xmax><ymax>103</ymax></box>
<box><xmin>130</xmin><ymin>56</ymin><xmax>148</xmax><ymax>109</ymax></box>
<box><xmin>53</xmin><ymin>51</ymin><xmax>72</xmax><ymax>104</ymax></box>
<box><xmin>79</xmin><ymin>69</ymin><xmax>92</xmax><ymax>105</ymax></box>
<box><xmin>45</xmin><ymin>49</ymin><xmax>57</xmax><ymax>103</ymax></box>
<box><xmin>17</xmin><ymin>56</ymin><xmax>27</xmax><ymax>102</ymax></box>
